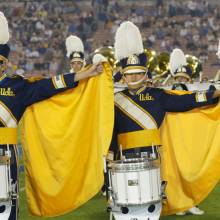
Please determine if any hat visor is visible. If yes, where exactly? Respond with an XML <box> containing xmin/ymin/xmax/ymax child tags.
<box><xmin>174</xmin><ymin>72</ymin><xmax>191</xmax><ymax>80</ymax></box>
<box><xmin>70</xmin><ymin>58</ymin><xmax>84</xmax><ymax>63</ymax></box>
<box><xmin>123</xmin><ymin>66</ymin><xmax>146</xmax><ymax>74</ymax></box>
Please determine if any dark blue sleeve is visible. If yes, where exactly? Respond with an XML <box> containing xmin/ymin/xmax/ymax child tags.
<box><xmin>160</xmin><ymin>88</ymin><xmax>216</xmax><ymax>112</ymax></box>
<box><xmin>23</xmin><ymin>73</ymin><xmax>79</xmax><ymax>107</ymax></box>
<box><xmin>109</xmin><ymin>106</ymin><xmax>119</xmax><ymax>158</ymax></box>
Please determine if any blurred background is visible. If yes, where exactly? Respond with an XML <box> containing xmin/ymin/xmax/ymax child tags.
<box><xmin>1</xmin><ymin>1</ymin><xmax>220</xmax><ymax>219</ymax></box>
<box><xmin>1</xmin><ymin>0</ymin><xmax>220</xmax><ymax>78</ymax></box>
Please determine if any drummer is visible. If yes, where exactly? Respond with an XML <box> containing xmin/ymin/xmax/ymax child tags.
<box><xmin>110</xmin><ymin>21</ymin><xmax>220</xmax><ymax>161</ymax></box>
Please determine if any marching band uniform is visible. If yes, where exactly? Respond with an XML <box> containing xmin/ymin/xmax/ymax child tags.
<box><xmin>0</xmin><ymin>68</ymin><xmax>79</xmax><ymax>220</ymax></box>
<box><xmin>109</xmin><ymin>21</ymin><xmax>217</xmax><ymax>220</ymax></box>
<box><xmin>110</xmin><ymin>27</ymin><xmax>216</xmax><ymax>160</ymax></box>
<box><xmin>111</xmin><ymin>81</ymin><xmax>216</xmax><ymax>157</ymax></box>
<box><xmin>0</xmin><ymin>15</ymin><xmax>80</xmax><ymax>220</ymax></box>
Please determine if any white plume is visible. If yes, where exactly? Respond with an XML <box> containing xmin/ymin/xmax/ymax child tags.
<box><xmin>169</xmin><ymin>48</ymin><xmax>187</xmax><ymax>75</ymax></box>
<box><xmin>65</xmin><ymin>35</ymin><xmax>84</xmax><ymax>58</ymax></box>
<box><xmin>0</xmin><ymin>13</ymin><xmax>9</xmax><ymax>44</ymax></box>
<box><xmin>114</xmin><ymin>21</ymin><xmax>143</xmax><ymax>60</ymax></box>
<box><xmin>92</xmin><ymin>54</ymin><xmax>107</xmax><ymax>64</ymax></box>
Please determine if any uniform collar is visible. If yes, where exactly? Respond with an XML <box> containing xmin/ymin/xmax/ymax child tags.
<box><xmin>128</xmin><ymin>85</ymin><xmax>147</xmax><ymax>95</ymax></box>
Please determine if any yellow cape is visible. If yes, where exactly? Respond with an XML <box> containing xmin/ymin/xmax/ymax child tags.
<box><xmin>22</xmin><ymin>78</ymin><xmax>220</xmax><ymax>216</ymax></box>
<box><xmin>161</xmin><ymin>100</ymin><xmax>220</xmax><ymax>215</ymax></box>
<box><xmin>21</xmin><ymin>63</ymin><xmax>114</xmax><ymax>217</ymax></box>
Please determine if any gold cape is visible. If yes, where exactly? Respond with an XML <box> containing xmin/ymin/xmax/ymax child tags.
<box><xmin>161</xmin><ymin>100</ymin><xmax>220</xmax><ymax>215</ymax></box>
<box><xmin>22</xmin><ymin>79</ymin><xmax>220</xmax><ymax>216</ymax></box>
<box><xmin>22</xmin><ymin>63</ymin><xmax>114</xmax><ymax>217</ymax></box>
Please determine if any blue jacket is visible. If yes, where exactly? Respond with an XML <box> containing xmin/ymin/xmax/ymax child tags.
<box><xmin>110</xmin><ymin>85</ymin><xmax>216</xmax><ymax>153</ymax></box>
<box><xmin>0</xmin><ymin>73</ymin><xmax>78</xmax><ymax>128</ymax></box>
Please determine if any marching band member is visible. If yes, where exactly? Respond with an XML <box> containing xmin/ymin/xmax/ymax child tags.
<box><xmin>169</xmin><ymin>48</ymin><xmax>205</xmax><ymax>216</ymax></box>
<box><xmin>66</xmin><ymin>35</ymin><xmax>86</xmax><ymax>73</ymax></box>
<box><xmin>109</xmin><ymin>21</ymin><xmax>220</xmax><ymax>220</ymax></box>
<box><xmin>0</xmin><ymin>14</ymin><xmax>102</xmax><ymax>220</ymax></box>
<box><xmin>170</xmin><ymin>48</ymin><xmax>211</xmax><ymax>92</ymax></box>
<box><xmin>170</xmin><ymin>49</ymin><xmax>193</xmax><ymax>91</ymax></box>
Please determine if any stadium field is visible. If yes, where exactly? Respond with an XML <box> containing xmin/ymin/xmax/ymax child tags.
<box><xmin>16</xmin><ymin>122</ymin><xmax>220</xmax><ymax>220</ymax></box>
<box><xmin>19</xmin><ymin>171</ymin><xmax>220</xmax><ymax>220</ymax></box>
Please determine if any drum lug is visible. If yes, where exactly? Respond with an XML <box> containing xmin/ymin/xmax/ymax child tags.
<box><xmin>11</xmin><ymin>193</ymin><xmax>18</xmax><ymax>200</ymax></box>
<box><xmin>161</xmin><ymin>181</ymin><xmax>167</xmax><ymax>200</ymax></box>
<box><xmin>107</xmin><ymin>206</ymin><xmax>112</xmax><ymax>212</ymax></box>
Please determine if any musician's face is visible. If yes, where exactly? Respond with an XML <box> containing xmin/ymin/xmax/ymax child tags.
<box><xmin>70</xmin><ymin>61</ymin><xmax>83</xmax><ymax>72</ymax></box>
<box><xmin>124</xmin><ymin>72</ymin><xmax>145</xmax><ymax>82</ymax></box>
<box><xmin>123</xmin><ymin>72</ymin><xmax>147</xmax><ymax>89</ymax></box>
<box><xmin>175</xmin><ymin>76</ymin><xmax>189</xmax><ymax>83</ymax></box>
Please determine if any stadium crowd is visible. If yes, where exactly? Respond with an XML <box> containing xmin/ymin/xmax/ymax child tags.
<box><xmin>0</xmin><ymin>0</ymin><xmax>220</xmax><ymax>77</ymax></box>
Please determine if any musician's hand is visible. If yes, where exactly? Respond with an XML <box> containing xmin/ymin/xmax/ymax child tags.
<box><xmin>74</xmin><ymin>62</ymin><xmax>103</xmax><ymax>81</ymax></box>
<box><xmin>96</xmin><ymin>63</ymin><xmax>103</xmax><ymax>74</ymax></box>
<box><xmin>87</xmin><ymin>62</ymin><xmax>103</xmax><ymax>76</ymax></box>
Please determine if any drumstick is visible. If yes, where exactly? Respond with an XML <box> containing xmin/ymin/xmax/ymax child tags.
<box><xmin>152</xmin><ymin>143</ymin><xmax>156</xmax><ymax>159</ymax></box>
<box><xmin>103</xmin><ymin>156</ymin><xmax>107</xmax><ymax>173</ymax></box>
<box><xmin>120</xmin><ymin>144</ymin><xmax>123</xmax><ymax>160</ymax></box>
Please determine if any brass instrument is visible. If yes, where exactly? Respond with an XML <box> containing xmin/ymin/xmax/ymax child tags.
<box><xmin>152</xmin><ymin>53</ymin><xmax>202</xmax><ymax>86</ymax></box>
<box><xmin>94</xmin><ymin>46</ymin><xmax>117</xmax><ymax>69</ymax></box>
<box><xmin>152</xmin><ymin>52</ymin><xmax>172</xmax><ymax>86</ymax></box>
<box><xmin>144</xmin><ymin>49</ymin><xmax>158</xmax><ymax>73</ymax></box>
<box><xmin>185</xmin><ymin>54</ymin><xmax>202</xmax><ymax>79</ymax></box>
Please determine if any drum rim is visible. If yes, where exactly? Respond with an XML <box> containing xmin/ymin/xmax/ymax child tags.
<box><xmin>114</xmin><ymin>198</ymin><xmax>162</xmax><ymax>206</ymax></box>
<box><xmin>109</xmin><ymin>158</ymin><xmax>160</xmax><ymax>171</ymax></box>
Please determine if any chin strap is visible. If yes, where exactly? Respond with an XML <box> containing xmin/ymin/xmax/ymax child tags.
<box><xmin>125</xmin><ymin>75</ymin><xmax>146</xmax><ymax>87</ymax></box>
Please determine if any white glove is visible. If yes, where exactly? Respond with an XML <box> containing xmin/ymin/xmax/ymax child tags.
<box><xmin>92</xmin><ymin>53</ymin><xmax>107</xmax><ymax>64</ymax></box>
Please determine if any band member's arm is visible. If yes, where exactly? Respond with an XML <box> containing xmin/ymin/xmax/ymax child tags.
<box><xmin>23</xmin><ymin>63</ymin><xmax>103</xmax><ymax>106</ymax></box>
<box><xmin>160</xmin><ymin>87</ymin><xmax>218</xmax><ymax>112</ymax></box>
<box><xmin>109</xmin><ymin>106</ymin><xmax>119</xmax><ymax>159</ymax></box>
<box><xmin>109</xmin><ymin>128</ymin><xmax>118</xmax><ymax>156</ymax></box>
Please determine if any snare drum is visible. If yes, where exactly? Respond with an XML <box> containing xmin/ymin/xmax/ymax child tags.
<box><xmin>109</xmin><ymin>158</ymin><xmax>161</xmax><ymax>206</ymax></box>
<box><xmin>0</xmin><ymin>156</ymin><xmax>10</xmax><ymax>201</ymax></box>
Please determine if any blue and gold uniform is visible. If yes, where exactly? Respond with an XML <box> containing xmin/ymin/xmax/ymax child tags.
<box><xmin>108</xmin><ymin>20</ymin><xmax>219</xmax><ymax>220</ymax></box>
<box><xmin>0</xmin><ymin>73</ymin><xmax>78</xmax><ymax>128</ymax></box>
<box><xmin>110</xmin><ymin>85</ymin><xmax>216</xmax><ymax>158</ymax></box>
<box><xmin>0</xmin><ymin>73</ymin><xmax>78</xmax><ymax>220</ymax></box>
<box><xmin>0</xmin><ymin>12</ymin><xmax>81</xmax><ymax>220</ymax></box>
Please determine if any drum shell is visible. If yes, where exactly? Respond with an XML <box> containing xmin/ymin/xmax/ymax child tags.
<box><xmin>0</xmin><ymin>156</ymin><xmax>10</xmax><ymax>201</ymax></box>
<box><xmin>109</xmin><ymin>159</ymin><xmax>161</xmax><ymax>206</ymax></box>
